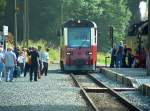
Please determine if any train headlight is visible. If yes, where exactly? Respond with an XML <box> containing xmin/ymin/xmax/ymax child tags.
<box><xmin>78</xmin><ymin>20</ymin><xmax>81</xmax><ymax>23</ymax></box>
<box><xmin>66</xmin><ymin>52</ymin><xmax>71</xmax><ymax>55</ymax></box>
<box><xmin>88</xmin><ymin>52</ymin><xmax>92</xmax><ymax>55</ymax></box>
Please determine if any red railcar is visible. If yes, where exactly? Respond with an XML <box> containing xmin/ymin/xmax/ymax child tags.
<box><xmin>60</xmin><ymin>20</ymin><xmax>97</xmax><ymax>72</ymax></box>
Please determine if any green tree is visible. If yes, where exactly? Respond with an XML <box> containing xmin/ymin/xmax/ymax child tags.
<box><xmin>0</xmin><ymin>0</ymin><xmax>6</xmax><ymax>28</ymax></box>
<box><xmin>29</xmin><ymin>0</ymin><xmax>61</xmax><ymax>45</ymax></box>
<box><xmin>29</xmin><ymin>0</ymin><xmax>131</xmax><ymax>51</ymax></box>
<box><xmin>63</xmin><ymin>0</ymin><xmax>131</xmax><ymax>51</ymax></box>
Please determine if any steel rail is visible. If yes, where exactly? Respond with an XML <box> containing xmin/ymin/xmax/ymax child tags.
<box><xmin>84</xmin><ymin>87</ymin><xmax>136</xmax><ymax>93</ymax></box>
<box><xmin>70</xmin><ymin>74</ymin><xmax>99</xmax><ymax>111</ymax></box>
<box><xmin>88</xmin><ymin>74</ymin><xmax>142</xmax><ymax>111</ymax></box>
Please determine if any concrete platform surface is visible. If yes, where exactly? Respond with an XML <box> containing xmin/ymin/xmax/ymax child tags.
<box><xmin>139</xmin><ymin>83</ymin><xmax>150</xmax><ymax>96</ymax></box>
<box><xmin>101</xmin><ymin>68</ymin><xmax>150</xmax><ymax>96</ymax></box>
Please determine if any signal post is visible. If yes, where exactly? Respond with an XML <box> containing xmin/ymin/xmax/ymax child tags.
<box><xmin>147</xmin><ymin>0</ymin><xmax>150</xmax><ymax>75</ymax></box>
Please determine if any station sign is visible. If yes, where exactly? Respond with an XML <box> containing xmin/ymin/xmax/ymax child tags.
<box><xmin>3</xmin><ymin>25</ymin><xmax>8</xmax><ymax>36</ymax></box>
<box><xmin>0</xmin><ymin>34</ymin><xmax>4</xmax><ymax>49</ymax></box>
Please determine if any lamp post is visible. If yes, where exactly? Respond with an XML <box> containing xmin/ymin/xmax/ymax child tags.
<box><xmin>147</xmin><ymin>0</ymin><xmax>150</xmax><ymax>74</ymax></box>
<box><xmin>23</xmin><ymin>0</ymin><xmax>27</xmax><ymax>47</ymax></box>
<box><xmin>24</xmin><ymin>0</ymin><xmax>29</xmax><ymax>47</ymax></box>
<box><xmin>110</xmin><ymin>26</ymin><xmax>114</xmax><ymax>48</ymax></box>
<box><xmin>61</xmin><ymin>0</ymin><xmax>64</xmax><ymax>25</ymax></box>
<box><xmin>14</xmin><ymin>0</ymin><xmax>18</xmax><ymax>47</ymax></box>
<box><xmin>26</xmin><ymin>0</ymin><xmax>29</xmax><ymax>47</ymax></box>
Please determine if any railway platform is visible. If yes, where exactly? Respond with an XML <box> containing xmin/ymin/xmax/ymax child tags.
<box><xmin>101</xmin><ymin>68</ymin><xmax>150</xmax><ymax>96</ymax></box>
<box><xmin>140</xmin><ymin>83</ymin><xmax>150</xmax><ymax>96</ymax></box>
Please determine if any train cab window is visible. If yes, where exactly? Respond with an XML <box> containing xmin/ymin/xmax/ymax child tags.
<box><xmin>68</xmin><ymin>28</ymin><xmax>91</xmax><ymax>48</ymax></box>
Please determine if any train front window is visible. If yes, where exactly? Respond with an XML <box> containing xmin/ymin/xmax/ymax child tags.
<box><xmin>68</xmin><ymin>28</ymin><xmax>91</xmax><ymax>47</ymax></box>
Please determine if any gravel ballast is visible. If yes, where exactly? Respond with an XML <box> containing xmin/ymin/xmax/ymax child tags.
<box><xmin>92</xmin><ymin>73</ymin><xmax>150</xmax><ymax>111</ymax></box>
<box><xmin>119</xmin><ymin>91</ymin><xmax>150</xmax><ymax>111</ymax></box>
<box><xmin>88</xmin><ymin>93</ymin><xmax>129</xmax><ymax>111</ymax></box>
<box><xmin>76</xmin><ymin>75</ymin><xmax>99</xmax><ymax>88</ymax></box>
<box><xmin>0</xmin><ymin>65</ymin><xmax>92</xmax><ymax>111</ymax></box>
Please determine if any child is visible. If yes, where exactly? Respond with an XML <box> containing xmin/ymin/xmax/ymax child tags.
<box><xmin>18</xmin><ymin>51</ymin><xmax>25</xmax><ymax>77</ymax></box>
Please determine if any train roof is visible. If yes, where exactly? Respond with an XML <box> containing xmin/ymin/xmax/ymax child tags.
<box><xmin>63</xmin><ymin>19</ymin><xmax>97</xmax><ymax>28</ymax></box>
<box><xmin>128</xmin><ymin>20</ymin><xmax>148</xmax><ymax>36</ymax></box>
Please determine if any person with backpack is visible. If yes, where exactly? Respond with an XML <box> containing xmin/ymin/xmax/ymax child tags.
<box><xmin>110</xmin><ymin>44</ymin><xmax>117</xmax><ymax>68</ymax></box>
<box><xmin>116</xmin><ymin>41</ymin><xmax>124</xmax><ymax>68</ymax></box>
<box><xmin>41</xmin><ymin>48</ymin><xmax>49</xmax><ymax>76</ymax></box>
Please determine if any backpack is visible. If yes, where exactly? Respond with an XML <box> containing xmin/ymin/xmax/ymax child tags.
<box><xmin>27</xmin><ymin>56</ymin><xmax>32</xmax><ymax>65</ymax></box>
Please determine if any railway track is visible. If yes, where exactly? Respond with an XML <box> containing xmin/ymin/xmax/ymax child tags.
<box><xmin>70</xmin><ymin>73</ymin><xmax>142</xmax><ymax>111</ymax></box>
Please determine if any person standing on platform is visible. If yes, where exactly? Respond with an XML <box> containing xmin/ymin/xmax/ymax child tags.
<box><xmin>127</xmin><ymin>48</ymin><xmax>134</xmax><ymax>68</ymax></box>
<box><xmin>24</xmin><ymin>49</ymin><xmax>31</xmax><ymax>77</ymax></box>
<box><xmin>122</xmin><ymin>44</ymin><xmax>128</xmax><ymax>68</ymax></box>
<box><xmin>37</xmin><ymin>46</ymin><xmax>42</xmax><ymax>79</ymax></box>
<box><xmin>4</xmin><ymin>47</ymin><xmax>17</xmax><ymax>82</ymax></box>
<box><xmin>29</xmin><ymin>47</ymin><xmax>39</xmax><ymax>82</ymax></box>
<box><xmin>116</xmin><ymin>41</ymin><xmax>124</xmax><ymax>68</ymax></box>
<box><xmin>41</xmin><ymin>48</ymin><xmax>49</xmax><ymax>76</ymax></box>
<box><xmin>18</xmin><ymin>51</ymin><xmax>25</xmax><ymax>77</ymax></box>
<box><xmin>110</xmin><ymin>44</ymin><xmax>117</xmax><ymax>68</ymax></box>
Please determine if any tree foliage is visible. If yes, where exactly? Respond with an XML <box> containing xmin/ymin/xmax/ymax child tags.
<box><xmin>0</xmin><ymin>0</ymin><xmax>6</xmax><ymax>28</ymax></box>
<box><xmin>62</xmin><ymin>0</ymin><xmax>131</xmax><ymax>51</ymax></box>
<box><xmin>4</xmin><ymin>0</ymin><xmax>132</xmax><ymax>51</ymax></box>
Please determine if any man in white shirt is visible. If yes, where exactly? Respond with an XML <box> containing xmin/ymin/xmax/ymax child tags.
<box><xmin>41</xmin><ymin>48</ymin><xmax>49</xmax><ymax>76</ymax></box>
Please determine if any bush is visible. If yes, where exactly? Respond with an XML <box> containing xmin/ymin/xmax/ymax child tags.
<box><xmin>49</xmin><ymin>48</ymin><xmax>60</xmax><ymax>63</ymax></box>
<box><xmin>97</xmin><ymin>52</ymin><xmax>111</xmax><ymax>66</ymax></box>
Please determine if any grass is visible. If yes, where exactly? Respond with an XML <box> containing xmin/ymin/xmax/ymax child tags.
<box><xmin>49</xmin><ymin>48</ymin><xmax>60</xmax><ymax>63</ymax></box>
<box><xmin>97</xmin><ymin>52</ymin><xmax>111</xmax><ymax>66</ymax></box>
